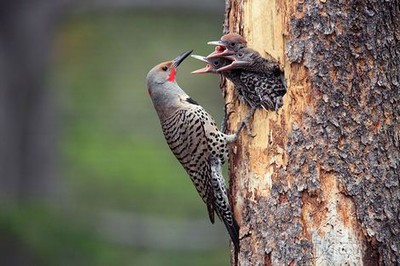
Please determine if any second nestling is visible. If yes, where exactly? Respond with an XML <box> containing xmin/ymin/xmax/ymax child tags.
<box><xmin>192</xmin><ymin>33</ymin><xmax>287</xmax><ymax>132</ymax></box>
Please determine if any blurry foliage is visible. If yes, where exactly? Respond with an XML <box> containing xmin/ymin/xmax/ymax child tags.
<box><xmin>53</xmin><ymin>10</ymin><xmax>226</xmax><ymax>216</ymax></box>
<box><xmin>0</xmin><ymin>205</ymin><xmax>228</xmax><ymax>266</ymax></box>
<box><xmin>8</xmin><ymin>9</ymin><xmax>234</xmax><ymax>266</ymax></box>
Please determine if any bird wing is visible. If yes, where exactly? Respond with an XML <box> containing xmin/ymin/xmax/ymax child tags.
<box><xmin>236</xmin><ymin>71</ymin><xmax>273</xmax><ymax>109</ymax></box>
<box><xmin>161</xmin><ymin>107</ymin><xmax>216</xmax><ymax>223</ymax></box>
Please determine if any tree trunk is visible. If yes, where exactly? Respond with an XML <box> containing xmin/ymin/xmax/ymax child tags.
<box><xmin>224</xmin><ymin>0</ymin><xmax>400</xmax><ymax>265</ymax></box>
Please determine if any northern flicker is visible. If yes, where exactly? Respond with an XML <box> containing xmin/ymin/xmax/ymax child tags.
<box><xmin>191</xmin><ymin>55</ymin><xmax>232</xmax><ymax>74</ymax></box>
<box><xmin>191</xmin><ymin>54</ymin><xmax>259</xmax><ymax>107</ymax></box>
<box><xmin>191</xmin><ymin>55</ymin><xmax>256</xmax><ymax>135</ymax></box>
<box><xmin>202</xmin><ymin>33</ymin><xmax>287</xmax><ymax>112</ymax></box>
<box><xmin>207</xmin><ymin>33</ymin><xmax>247</xmax><ymax>58</ymax></box>
<box><xmin>216</xmin><ymin>47</ymin><xmax>287</xmax><ymax>112</ymax></box>
<box><xmin>147</xmin><ymin>50</ymin><xmax>244</xmax><ymax>251</ymax></box>
<box><xmin>205</xmin><ymin>34</ymin><xmax>258</xmax><ymax>111</ymax></box>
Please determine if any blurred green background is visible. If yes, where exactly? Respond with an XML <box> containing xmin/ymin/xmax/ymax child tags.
<box><xmin>0</xmin><ymin>2</ymin><xmax>232</xmax><ymax>265</ymax></box>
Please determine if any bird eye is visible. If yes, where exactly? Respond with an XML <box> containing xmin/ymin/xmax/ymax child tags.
<box><xmin>162</xmin><ymin>66</ymin><xmax>168</xmax><ymax>71</ymax></box>
<box><xmin>229</xmin><ymin>42</ymin><xmax>235</xmax><ymax>47</ymax></box>
<box><xmin>238</xmin><ymin>53</ymin><xmax>243</xmax><ymax>57</ymax></box>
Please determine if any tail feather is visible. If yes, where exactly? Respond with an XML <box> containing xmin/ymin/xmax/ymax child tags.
<box><xmin>207</xmin><ymin>203</ymin><xmax>215</xmax><ymax>224</ymax></box>
<box><xmin>218</xmin><ymin>210</ymin><xmax>240</xmax><ymax>252</ymax></box>
<box><xmin>209</xmin><ymin>158</ymin><xmax>240</xmax><ymax>252</ymax></box>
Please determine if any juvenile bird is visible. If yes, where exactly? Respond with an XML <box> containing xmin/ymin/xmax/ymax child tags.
<box><xmin>147</xmin><ymin>50</ymin><xmax>244</xmax><ymax>251</ymax></box>
<box><xmin>205</xmin><ymin>33</ymin><xmax>286</xmax><ymax>112</ymax></box>
<box><xmin>217</xmin><ymin>48</ymin><xmax>287</xmax><ymax>112</ymax></box>
<box><xmin>192</xmin><ymin>54</ymin><xmax>263</xmax><ymax>108</ymax></box>
<box><xmin>207</xmin><ymin>33</ymin><xmax>247</xmax><ymax>58</ymax></box>
<box><xmin>191</xmin><ymin>54</ymin><xmax>232</xmax><ymax>74</ymax></box>
<box><xmin>191</xmin><ymin>55</ymin><xmax>256</xmax><ymax>135</ymax></box>
<box><xmin>217</xmin><ymin>47</ymin><xmax>283</xmax><ymax>75</ymax></box>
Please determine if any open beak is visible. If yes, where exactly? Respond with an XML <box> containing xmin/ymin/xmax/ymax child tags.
<box><xmin>172</xmin><ymin>50</ymin><xmax>193</xmax><ymax>68</ymax></box>
<box><xmin>190</xmin><ymin>54</ymin><xmax>208</xmax><ymax>63</ymax></box>
<box><xmin>221</xmin><ymin>55</ymin><xmax>236</xmax><ymax>61</ymax></box>
<box><xmin>191</xmin><ymin>64</ymin><xmax>213</xmax><ymax>74</ymax></box>
<box><xmin>207</xmin><ymin>48</ymin><xmax>235</xmax><ymax>58</ymax></box>
<box><xmin>207</xmin><ymin>40</ymin><xmax>225</xmax><ymax>46</ymax></box>
<box><xmin>190</xmin><ymin>55</ymin><xmax>212</xmax><ymax>74</ymax></box>
<box><xmin>216</xmin><ymin>60</ymin><xmax>247</xmax><ymax>72</ymax></box>
<box><xmin>207</xmin><ymin>41</ymin><xmax>233</xmax><ymax>58</ymax></box>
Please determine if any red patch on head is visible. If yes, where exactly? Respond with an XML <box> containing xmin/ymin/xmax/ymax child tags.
<box><xmin>168</xmin><ymin>68</ymin><xmax>176</xmax><ymax>82</ymax></box>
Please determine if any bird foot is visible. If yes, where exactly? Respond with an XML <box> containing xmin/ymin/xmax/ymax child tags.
<box><xmin>244</xmin><ymin>120</ymin><xmax>256</xmax><ymax>138</ymax></box>
<box><xmin>231</xmin><ymin>106</ymin><xmax>257</xmax><ymax>140</ymax></box>
<box><xmin>274</xmin><ymin>97</ymin><xmax>283</xmax><ymax>113</ymax></box>
<box><xmin>242</xmin><ymin>106</ymin><xmax>257</xmax><ymax>138</ymax></box>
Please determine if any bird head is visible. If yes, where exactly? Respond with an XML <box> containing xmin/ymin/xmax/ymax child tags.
<box><xmin>207</xmin><ymin>33</ymin><xmax>247</xmax><ymax>58</ymax></box>
<box><xmin>215</xmin><ymin>48</ymin><xmax>257</xmax><ymax>72</ymax></box>
<box><xmin>147</xmin><ymin>50</ymin><xmax>193</xmax><ymax>114</ymax></box>
<box><xmin>147</xmin><ymin>50</ymin><xmax>192</xmax><ymax>96</ymax></box>
<box><xmin>190</xmin><ymin>55</ymin><xmax>232</xmax><ymax>74</ymax></box>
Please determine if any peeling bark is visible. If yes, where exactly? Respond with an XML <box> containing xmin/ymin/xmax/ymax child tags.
<box><xmin>224</xmin><ymin>0</ymin><xmax>400</xmax><ymax>265</ymax></box>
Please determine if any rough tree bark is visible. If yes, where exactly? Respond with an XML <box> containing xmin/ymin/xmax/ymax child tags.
<box><xmin>223</xmin><ymin>0</ymin><xmax>400</xmax><ymax>265</ymax></box>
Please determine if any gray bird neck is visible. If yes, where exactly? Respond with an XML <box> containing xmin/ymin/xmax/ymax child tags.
<box><xmin>152</xmin><ymin>82</ymin><xmax>188</xmax><ymax>122</ymax></box>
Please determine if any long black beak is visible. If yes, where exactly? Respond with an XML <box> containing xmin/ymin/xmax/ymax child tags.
<box><xmin>172</xmin><ymin>50</ymin><xmax>193</xmax><ymax>68</ymax></box>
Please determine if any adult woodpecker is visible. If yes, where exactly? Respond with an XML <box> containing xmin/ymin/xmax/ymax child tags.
<box><xmin>147</xmin><ymin>50</ymin><xmax>243</xmax><ymax>251</ymax></box>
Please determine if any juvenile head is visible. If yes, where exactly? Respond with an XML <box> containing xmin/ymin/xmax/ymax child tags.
<box><xmin>216</xmin><ymin>48</ymin><xmax>283</xmax><ymax>78</ymax></box>
<box><xmin>214</xmin><ymin>48</ymin><xmax>260</xmax><ymax>72</ymax></box>
<box><xmin>146</xmin><ymin>50</ymin><xmax>192</xmax><ymax>115</ymax></box>
<box><xmin>190</xmin><ymin>55</ymin><xmax>232</xmax><ymax>74</ymax></box>
<box><xmin>207</xmin><ymin>33</ymin><xmax>248</xmax><ymax>58</ymax></box>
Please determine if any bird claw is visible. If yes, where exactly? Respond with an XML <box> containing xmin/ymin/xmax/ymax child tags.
<box><xmin>224</xmin><ymin>105</ymin><xmax>257</xmax><ymax>140</ymax></box>
<box><xmin>274</xmin><ymin>97</ymin><xmax>283</xmax><ymax>113</ymax></box>
<box><xmin>247</xmin><ymin>130</ymin><xmax>257</xmax><ymax>138</ymax></box>
<box><xmin>244</xmin><ymin>121</ymin><xmax>256</xmax><ymax>138</ymax></box>
<box><xmin>224</xmin><ymin>101</ymin><xmax>235</xmax><ymax>110</ymax></box>
<box><xmin>242</xmin><ymin>106</ymin><xmax>257</xmax><ymax>138</ymax></box>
